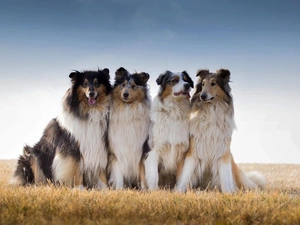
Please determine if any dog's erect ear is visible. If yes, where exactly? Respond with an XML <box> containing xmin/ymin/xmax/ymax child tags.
<box><xmin>115</xmin><ymin>67</ymin><xmax>128</xmax><ymax>81</ymax></box>
<box><xmin>217</xmin><ymin>69</ymin><xmax>230</xmax><ymax>82</ymax></box>
<box><xmin>182</xmin><ymin>71</ymin><xmax>194</xmax><ymax>88</ymax></box>
<box><xmin>156</xmin><ymin>71</ymin><xmax>171</xmax><ymax>85</ymax></box>
<box><xmin>136</xmin><ymin>72</ymin><xmax>150</xmax><ymax>84</ymax></box>
<box><xmin>196</xmin><ymin>69</ymin><xmax>210</xmax><ymax>79</ymax></box>
<box><xmin>101</xmin><ymin>68</ymin><xmax>110</xmax><ymax>80</ymax></box>
<box><xmin>69</xmin><ymin>71</ymin><xmax>81</xmax><ymax>82</ymax></box>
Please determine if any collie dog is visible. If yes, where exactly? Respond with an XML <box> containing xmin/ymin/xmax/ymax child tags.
<box><xmin>108</xmin><ymin>67</ymin><xmax>151</xmax><ymax>189</ymax></box>
<box><xmin>11</xmin><ymin>69</ymin><xmax>112</xmax><ymax>189</ymax></box>
<box><xmin>145</xmin><ymin>70</ymin><xmax>194</xmax><ymax>190</ymax></box>
<box><xmin>176</xmin><ymin>69</ymin><xmax>266</xmax><ymax>193</ymax></box>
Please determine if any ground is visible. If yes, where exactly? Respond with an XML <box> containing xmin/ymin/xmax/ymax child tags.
<box><xmin>0</xmin><ymin>160</ymin><xmax>299</xmax><ymax>225</ymax></box>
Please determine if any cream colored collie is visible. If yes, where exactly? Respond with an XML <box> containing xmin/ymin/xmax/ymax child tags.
<box><xmin>176</xmin><ymin>69</ymin><xmax>266</xmax><ymax>193</ymax></box>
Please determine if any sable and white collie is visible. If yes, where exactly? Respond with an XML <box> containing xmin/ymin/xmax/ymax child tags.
<box><xmin>145</xmin><ymin>70</ymin><xmax>194</xmax><ymax>190</ymax></box>
<box><xmin>108</xmin><ymin>67</ymin><xmax>151</xmax><ymax>189</ymax></box>
<box><xmin>11</xmin><ymin>69</ymin><xmax>112</xmax><ymax>189</ymax></box>
<box><xmin>176</xmin><ymin>69</ymin><xmax>266</xmax><ymax>193</ymax></box>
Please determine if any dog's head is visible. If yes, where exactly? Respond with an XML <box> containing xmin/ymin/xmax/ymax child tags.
<box><xmin>156</xmin><ymin>70</ymin><xmax>194</xmax><ymax>101</ymax></box>
<box><xmin>69</xmin><ymin>68</ymin><xmax>112</xmax><ymax>107</ymax></box>
<box><xmin>112</xmin><ymin>67</ymin><xmax>150</xmax><ymax>103</ymax></box>
<box><xmin>192</xmin><ymin>69</ymin><xmax>231</xmax><ymax>104</ymax></box>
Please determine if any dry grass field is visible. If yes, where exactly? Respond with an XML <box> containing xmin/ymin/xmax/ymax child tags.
<box><xmin>0</xmin><ymin>160</ymin><xmax>299</xmax><ymax>225</ymax></box>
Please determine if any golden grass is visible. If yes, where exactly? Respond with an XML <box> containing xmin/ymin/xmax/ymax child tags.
<box><xmin>1</xmin><ymin>160</ymin><xmax>300</xmax><ymax>225</ymax></box>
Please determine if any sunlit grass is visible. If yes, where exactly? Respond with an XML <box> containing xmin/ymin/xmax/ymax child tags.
<box><xmin>1</xmin><ymin>160</ymin><xmax>299</xmax><ymax>224</ymax></box>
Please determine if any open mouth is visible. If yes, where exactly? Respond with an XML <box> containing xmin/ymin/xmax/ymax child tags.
<box><xmin>174</xmin><ymin>91</ymin><xmax>191</xmax><ymax>98</ymax></box>
<box><xmin>87</xmin><ymin>97</ymin><xmax>97</xmax><ymax>106</ymax></box>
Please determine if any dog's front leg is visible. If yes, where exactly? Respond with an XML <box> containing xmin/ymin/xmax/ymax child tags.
<box><xmin>218</xmin><ymin>157</ymin><xmax>237</xmax><ymax>193</ymax></box>
<box><xmin>144</xmin><ymin>150</ymin><xmax>159</xmax><ymax>190</ymax></box>
<box><xmin>175</xmin><ymin>155</ymin><xmax>196</xmax><ymax>192</ymax></box>
<box><xmin>96</xmin><ymin>169</ymin><xmax>108</xmax><ymax>190</ymax></box>
<box><xmin>109</xmin><ymin>159</ymin><xmax>124</xmax><ymax>190</ymax></box>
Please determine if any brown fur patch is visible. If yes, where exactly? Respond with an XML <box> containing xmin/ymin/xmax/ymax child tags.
<box><xmin>231</xmin><ymin>157</ymin><xmax>242</xmax><ymax>189</ymax></box>
<box><xmin>201</xmin><ymin>77</ymin><xmax>226</xmax><ymax>101</ymax></box>
<box><xmin>77</xmin><ymin>84</ymin><xmax>109</xmax><ymax>116</ymax></box>
<box><xmin>30</xmin><ymin>156</ymin><xmax>46</xmax><ymax>184</ymax></box>
<box><xmin>176</xmin><ymin>157</ymin><xmax>185</xmax><ymax>182</ymax></box>
<box><xmin>221</xmin><ymin>139</ymin><xmax>242</xmax><ymax>189</ymax></box>
<box><xmin>52</xmin><ymin>154</ymin><xmax>82</xmax><ymax>187</ymax></box>
<box><xmin>159</xmin><ymin>75</ymin><xmax>181</xmax><ymax>101</ymax></box>
<box><xmin>160</xmin><ymin>84</ymin><xmax>173</xmax><ymax>101</ymax></box>
<box><xmin>186</xmin><ymin>136</ymin><xmax>195</xmax><ymax>157</ymax></box>
<box><xmin>139</xmin><ymin>160</ymin><xmax>146</xmax><ymax>189</ymax></box>
<box><xmin>112</xmin><ymin>80</ymin><xmax>146</xmax><ymax>104</ymax></box>
<box><xmin>98</xmin><ymin>170</ymin><xmax>107</xmax><ymax>186</ymax></box>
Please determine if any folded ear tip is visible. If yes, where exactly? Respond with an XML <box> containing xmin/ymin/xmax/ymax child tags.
<box><xmin>103</xmin><ymin>68</ymin><xmax>109</xmax><ymax>73</ymax></box>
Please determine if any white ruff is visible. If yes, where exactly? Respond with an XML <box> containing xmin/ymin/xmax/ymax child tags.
<box><xmin>150</xmin><ymin>96</ymin><xmax>190</xmax><ymax>147</ymax></box>
<box><xmin>146</xmin><ymin>95</ymin><xmax>190</xmax><ymax>189</ymax></box>
<box><xmin>191</xmin><ymin>101</ymin><xmax>235</xmax><ymax>162</ymax></box>
<box><xmin>57</xmin><ymin>106</ymin><xmax>109</xmax><ymax>183</ymax></box>
<box><xmin>109</xmin><ymin>100</ymin><xmax>150</xmax><ymax>184</ymax></box>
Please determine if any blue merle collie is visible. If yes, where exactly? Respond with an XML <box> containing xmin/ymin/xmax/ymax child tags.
<box><xmin>108</xmin><ymin>67</ymin><xmax>151</xmax><ymax>189</ymax></box>
<box><xmin>11</xmin><ymin>69</ymin><xmax>112</xmax><ymax>189</ymax></box>
<box><xmin>144</xmin><ymin>70</ymin><xmax>194</xmax><ymax>190</ymax></box>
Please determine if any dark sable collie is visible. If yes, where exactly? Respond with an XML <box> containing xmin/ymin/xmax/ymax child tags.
<box><xmin>176</xmin><ymin>69</ymin><xmax>266</xmax><ymax>192</ymax></box>
<box><xmin>11</xmin><ymin>69</ymin><xmax>112</xmax><ymax>189</ymax></box>
<box><xmin>108</xmin><ymin>67</ymin><xmax>151</xmax><ymax>189</ymax></box>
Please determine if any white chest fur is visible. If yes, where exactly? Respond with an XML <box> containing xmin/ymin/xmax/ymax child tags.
<box><xmin>57</xmin><ymin>108</ymin><xmax>109</xmax><ymax>174</ymax></box>
<box><xmin>191</xmin><ymin>102</ymin><xmax>235</xmax><ymax>161</ymax></box>
<box><xmin>151</xmin><ymin>96</ymin><xmax>190</xmax><ymax>146</ymax></box>
<box><xmin>109</xmin><ymin>102</ymin><xmax>150</xmax><ymax>180</ymax></box>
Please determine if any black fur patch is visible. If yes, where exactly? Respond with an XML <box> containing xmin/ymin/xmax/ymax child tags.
<box><xmin>114</xmin><ymin>67</ymin><xmax>150</xmax><ymax>87</ymax></box>
<box><xmin>13</xmin><ymin>119</ymin><xmax>81</xmax><ymax>185</ymax></box>
<box><xmin>67</xmin><ymin>69</ymin><xmax>112</xmax><ymax>119</ymax></box>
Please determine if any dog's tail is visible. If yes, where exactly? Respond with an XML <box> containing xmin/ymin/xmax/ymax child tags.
<box><xmin>238</xmin><ymin>168</ymin><xmax>266</xmax><ymax>190</ymax></box>
<box><xmin>10</xmin><ymin>145</ymin><xmax>35</xmax><ymax>186</ymax></box>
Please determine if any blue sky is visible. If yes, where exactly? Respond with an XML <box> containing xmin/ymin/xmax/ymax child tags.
<box><xmin>0</xmin><ymin>0</ymin><xmax>300</xmax><ymax>163</ymax></box>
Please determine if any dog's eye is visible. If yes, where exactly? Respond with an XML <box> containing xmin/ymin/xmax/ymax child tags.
<box><xmin>131</xmin><ymin>85</ymin><xmax>136</xmax><ymax>89</ymax></box>
<box><xmin>169</xmin><ymin>79</ymin><xmax>178</xmax><ymax>85</ymax></box>
<box><xmin>202</xmin><ymin>82</ymin><xmax>205</xmax><ymax>86</ymax></box>
<box><xmin>82</xmin><ymin>82</ymin><xmax>88</xmax><ymax>88</ymax></box>
<box><xmin>211</xmin><ymin>82</ymin><xmax>216</xmax><ymax>86</ymax></box>
<box><xmin>94</xmin><ymin>82</ymin><xmax>99</xmax><ymax>88</ymax></box>
<box><xmin>120</xmin><ymin>84</ymin><xmax>126</xmax><ymax>88</ymax></box>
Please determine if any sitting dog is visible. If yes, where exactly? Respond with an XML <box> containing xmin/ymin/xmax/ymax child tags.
<box><xmin>108</xmin><ymin>67</ymin><xmax>151</xmax><ymax>189</ymax></box>
<box><xmin>176</xmin><ymin>69</ymin><xmax>266</xmax><ymax>192</ymax></box>
<box><xmin>145</xmin><ymin>70</ymin><xmax>194</xmax><ymax>190</ymax></box>
<box><xmin>11</xmin><ymin>69</ymin><xmax>112</xmax><ymax>189</ymax></box>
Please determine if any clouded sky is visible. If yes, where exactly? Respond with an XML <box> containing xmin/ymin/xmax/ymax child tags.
<box><xmin>1</xmin><ymin>0</ymin><xmax>300</xmax><ymax>163</ymax></box>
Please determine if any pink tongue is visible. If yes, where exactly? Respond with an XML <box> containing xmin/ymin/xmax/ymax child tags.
<box><xmin>88</xmin><ymin>98</ymin><xmax>96</xmax><ymax>106</ymax></box>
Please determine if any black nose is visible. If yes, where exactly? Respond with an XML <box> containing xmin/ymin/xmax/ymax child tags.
<box><xmin>200</xmin><ymin>93</ymin><xmax>207</xmax><ymax>100</ymax></box>
<box><xmin>89</xmin><ymin>92</ymin><xmax>95</xmax><ymax>97</ymax></box>
<box><xmin>184</xmin><ymin>83</ymin><xmax>190</xmax><ymax>89</ymax></box>
<box><xmin>123</xmin><ymin>92</ymin><xmax>129</xmax><ymax>98</ymax></box>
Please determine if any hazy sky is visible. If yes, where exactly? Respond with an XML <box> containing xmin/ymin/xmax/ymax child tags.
<box><xmin>1</xmin><ymin>0</ymin><xmax>300</xmax><ymax>163</ymax></box>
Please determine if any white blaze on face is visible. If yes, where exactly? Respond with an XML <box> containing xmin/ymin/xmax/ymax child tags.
<box><xmin>172</xmin><ymin>72</ymin><xmax>190</xmax><ymax>97</ymax></box>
